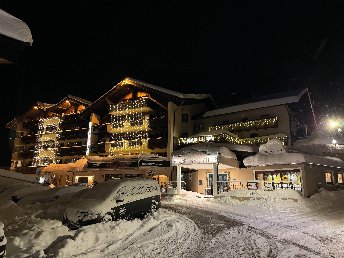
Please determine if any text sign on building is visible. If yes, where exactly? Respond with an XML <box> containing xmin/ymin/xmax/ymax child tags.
<box><xmin>171</xmin><ymin>154</ymin><xmax>218</xmax><ymax>166</ymax></box>
<box><xmin>139</xmin><ymin>160</ymin><xmax>170</xmax><ymax>167</ymax></box>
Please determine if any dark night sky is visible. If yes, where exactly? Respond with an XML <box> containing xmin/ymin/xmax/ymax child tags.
<box><xmin>1</xmin><ymin>0</ymin><xmax>344</xmax><ymax>166</ymax></box>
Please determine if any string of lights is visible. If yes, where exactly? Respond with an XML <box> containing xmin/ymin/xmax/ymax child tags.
<box><xmin>109</xmin><ymin>98</ymin><xmax>150</xmax><ymax>155</ymax></box>
<box><xmin>209</xmin><ymin>117</ymin><xmax>278</xmax><ymax>131</ymax></box>
<box><xmin>33</xmin><ymin>117</ymin><xmax>62</xmax><ymax>166</ymax></box>
<box><xmin>178</xmin><ymin>132</ymin><xmax>288</xmax><ymax>146</ymax></box>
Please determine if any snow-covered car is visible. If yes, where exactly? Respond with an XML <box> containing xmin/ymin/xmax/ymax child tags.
<box><xmin>0</xmin><ymin>222</ymin><xmax>6</xmax><ymax>258</ymax></box>
<box><xmin>63</xmin><ymin>178</ymin><xmax>161</xmax><ymax>229</ymax></box>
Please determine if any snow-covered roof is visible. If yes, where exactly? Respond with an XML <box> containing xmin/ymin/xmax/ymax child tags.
<box><xmin>67</xmin><ymin>94</ymin><xmax>92</xmax><ymax>106</ymax></box>
<box><xmin>42</xmin><ymin>158</ymin><xmax>88</xmax><ymax>173</ymax></box>
<box><xmin>243</xmin><ymin>139</ymin><xmax>344</xmax><ymax>168</ymax></box>
<box><xmin>125</xmin><ymin>78</ymin><xmax>213</xmax><ymax>100</ymax></box>
<box><xmin>0</xmin><ymin>9</ymin><xmax>33</xmax><ymax>45</ymax></box>
<box><xmin>190</xmin><ymin>142</ymin><xmax>258</xmax><ymax>153</ymax></box>
<box><xmin>172</xmin><ymin>144</ymin><xmax>239</xmax><ymax>169</ymax></box>
<box><xmin>203</xmin><ymin>88</ymin><xmax>308</xmax><ymax>117</ymax></box>
<box><xmin>86</xmin><ymin>77</ymin><xmax>215</xmax><ymax>111</ymax></box>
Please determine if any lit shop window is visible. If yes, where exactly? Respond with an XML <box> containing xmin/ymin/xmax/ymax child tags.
<box><xmin>325</xmin><ymin>172</ymin><xmax>333</xmax><ymax>183</ymax></box>
<box><xmin>338</xmin><ymin>173</ymin><xmax>343</xmax><ymax>184</ymax></box>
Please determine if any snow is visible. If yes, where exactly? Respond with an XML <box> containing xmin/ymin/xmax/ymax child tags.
<box><xmin>42</xmin><ymin>158</ymin><xmax>88</xmax><ymax>173</ymax></box>
<box><xmin>244</xmin><ymin>139</ymin><xmax>344</xmax><ymax>168</ymax></box>
<box><xmin>1</xmin><ymin>173</ymin><xmax>344</xmax><ymax>257</ymax></box>
<box><xmin>203</xmin><ymin>88</ymin><xmax>308</xmax><ymax>117</ymax></box>
<box><xmin>0</xmin><ymin>221</ymin><xmax>6</xmax><ymax>252</ymax></box>
<box><xmin>0</xmin><ymin>9</ymin><xmax>33</xmax><ymax>44</ymax></box>
<box><xmin>88</xmin><ymin>77</ymin><xmax>214</xmax><ymax>112</ymax></box>
<box><xmin>172</xmin><ymin>145</ymin><xmax>237</xmax><ymax>161</ymax></box>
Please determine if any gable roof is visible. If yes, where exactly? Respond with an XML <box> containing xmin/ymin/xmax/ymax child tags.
<box><xmin>6</xmin><ymin>95</ymin><xmax>92</xmax><ymax>129</ymax></box>
<box><xmin>203</xmin><ymin>88</ymin><xmax>309</xmax><ymax>117</ymax></box>
<box><xmin>83</xmin><ymin>77</ymin><xmax>216</xmax><ymax>115</ymax></box>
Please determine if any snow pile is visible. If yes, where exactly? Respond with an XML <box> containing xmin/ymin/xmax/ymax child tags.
<box><xmin>213</xmin><ymin>189</ymin><xmax>307</xmax><ymax>211</ymax></box>
<box><xmin>0</xmin><ymin>9</ymin><xmax>33</xmax><ymax>44</ymax></box>
<box><xmin>259</xmin><ymin>139</ymin><xmax>285</xmax><ymax>154</ymax></box>
<box><xmin>2</xmin><ymin>173</ymin><xmax>344</xmax><ymax>257</ymax></box>
<box><xmin>173</xmin><ymin>145</ymin><xmax>237</xmax><ymax>159</ymax></box>
<box><xmin>172</xmin><ymin>145</ymin><xmax>237</xmax><ymax>167</ymax></box>
<box><xmin>244</xmin><ymin>139</ymin><xmax>344</xmax><ymax>167</ymax></box>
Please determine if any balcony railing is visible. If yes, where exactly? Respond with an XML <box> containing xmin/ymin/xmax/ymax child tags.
<box><xmin>20</xmin><ymin>135</ymin><xmax>37</xmax><ymax>144</ymax></box>
<box><xmin>209</xmin><ymin>117</ymin><xmax>278</xmax><ymax>132</ymax></box>
<box><xmin>18</xmin><ymin>150</ymin><xmax>34</xmax><ymax>159</ymax></box>
<box><xmin>57</xmin><ymin>146</ymin><xmax>87</xmax><ymax>157</ymax></box>
<box><xmin>59</xmin><ymin>129</ymin><xmax>87</xmax><ymax>140</ymax></box>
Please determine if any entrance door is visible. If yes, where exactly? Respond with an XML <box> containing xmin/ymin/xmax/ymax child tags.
<box><xmin>207</xmin><ymin>173</ymin><xmax>229</xmax><ymax>194</ymax></box>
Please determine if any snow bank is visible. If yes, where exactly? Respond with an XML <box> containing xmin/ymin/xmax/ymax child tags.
<box><xmin>0</xmin><ymin>9</ymin><xmax>33</xmax><ymax>44</ymax></box>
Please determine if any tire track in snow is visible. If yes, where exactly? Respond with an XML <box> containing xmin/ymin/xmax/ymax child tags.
<box><xmin>168</xmin><ymin>202</ymin><xmax>335</xmax><ymax>258</ymax></box>
<box><xmin>163</xmin><ymin>204</ymin><xmax>280</xmax><ymax>258</ymax></box>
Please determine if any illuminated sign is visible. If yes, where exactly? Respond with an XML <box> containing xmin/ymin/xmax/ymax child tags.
<box><xmin>171</xmin><ymin>153</ymin><xmax>218</xmax><ymax>165</ymax></box>
<box><xmin>139</xmin><ymin>160</ymin><xmax>170</xmax><ymax>167</ymax></box>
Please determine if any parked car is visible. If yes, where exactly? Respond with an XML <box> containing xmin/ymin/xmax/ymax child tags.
<box><xmin>63</xmin><ymin>178</ymin><xmax>161</xmax><ymax>229</ymax></box>
<box><xmin>0</xmin><ymin>222</ymin><xmax>6</xmax><ymax>258</ymax></box>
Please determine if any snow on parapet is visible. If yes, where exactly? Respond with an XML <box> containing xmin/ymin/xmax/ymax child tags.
<box><xmin>125</xmin><ymin>77</ymin><xmax>213</xmax><ymax>100</ymax></box>
<box><xmin>259</xmin><ymin>139</ymin><xmax>286</xmax><ymax>155</ymax></box>
<box><xmin>203</xmin><ymin>88</ymin><xmax>308</xmax><ymax>117</ymax></box>
<box><xmin>244</xmin><ymin>139</ymin><xmax>344</xmax><ymax>168</ymax></box>
<box><xmin>0</xmin><ymin>9</ymin><xmax>33</xmax><ymax>44</ymax></box>
<box><xmin>174</xmin><ymin>145</ymin><xmax>237</xmax><ymax>159</ymax></box>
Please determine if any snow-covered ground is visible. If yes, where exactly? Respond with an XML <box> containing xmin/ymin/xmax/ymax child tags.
<box><xmin>1</xmin><ymin>174</ymin><xmax>344</xmax><ymax>257</ymax></box>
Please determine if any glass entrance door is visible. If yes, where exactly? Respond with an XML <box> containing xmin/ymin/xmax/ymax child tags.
<box><xmin>207</xmin><ymin>173</ymin><xmax>229</xmax><ymax>194</ymax></box>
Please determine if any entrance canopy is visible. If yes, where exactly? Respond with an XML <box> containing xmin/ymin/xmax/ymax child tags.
<box><xmin>171</xmin><ymin>144</ymin><xmax>239</xmax><ymax>169</ymax></box>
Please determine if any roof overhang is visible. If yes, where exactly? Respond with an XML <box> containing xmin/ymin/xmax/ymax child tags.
<box><xmin>171</xmin><ymin>145</ymin><xmax>239</xmax><ymax>169</ymax></box>
<box><xmin>0</xmin><ymin>9</ymin><xmax>33</xmax><ymax>63</ymax></box>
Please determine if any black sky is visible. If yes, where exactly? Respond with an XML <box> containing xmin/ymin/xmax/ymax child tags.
<box><xmin>1</xmin><ymin>0</ymin><xmax>344</xmax><ymax>166</ymax></box>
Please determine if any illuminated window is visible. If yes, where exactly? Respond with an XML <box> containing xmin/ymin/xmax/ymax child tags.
<box><xmin>325</xmin><ymin>172</ymin><xmax>332</xmax><ymax>183</ymax></box>
<box><xmin>338</xmin><ymin>173</ymin><xmax>343</xmax><ymax>184</ymax></box>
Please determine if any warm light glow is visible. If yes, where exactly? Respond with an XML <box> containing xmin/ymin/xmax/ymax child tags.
<box><xmin>209</xmin><ymin>117</ymin><xmax>278</xmax><ymax>132</ymax></box>
<box><xmin>178</xmin><ymin>132</ymin><xmax>288</xmax><ymax>146</ymax></box>
<box><xmin>33</xmin><ymin>117</ymin><xmax>62</xmax><ymax>166</ymax></box>
<box><xmin>109</xmin><ymin>98</ymin><xmax>150</xmax><ymax>155</ymax></box>
<box><xmin>328</xmin><ymin>119</ymin><xmax>339</xmax><ymax>129</ymax></box>
<box><xmin>33</xmin><ymin>106</ymin><xmax>38</xmax><ymax>110</ymax></box>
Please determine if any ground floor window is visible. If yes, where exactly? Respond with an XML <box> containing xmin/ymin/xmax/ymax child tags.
<box><xmin>338</xmin><ymin>173</ymin><xmax>343</xmax><ymax>184</ymax></box>
<box><xmin>255</xmin><ymin>169</ymin><xmax>302</xmax><ymax>191</ymax></box>
<box><xmin>325</xmin><ymin>172</ymin><xmax>333</xmax><ymax>183</ymax></box>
